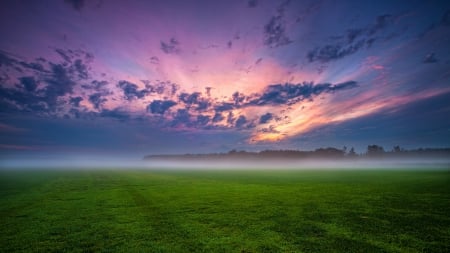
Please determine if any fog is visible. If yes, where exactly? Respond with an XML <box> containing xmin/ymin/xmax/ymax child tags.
<box><xmin>1</xmin><ymin>155</ymin><xmax>449</xmax><ymax>171</ymax></box>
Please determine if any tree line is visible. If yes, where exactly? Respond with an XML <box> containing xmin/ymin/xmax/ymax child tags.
<box><xmin>144</xmin><ymin>145</ymin><xmax>450</xmax><ymax>161</ymax></box>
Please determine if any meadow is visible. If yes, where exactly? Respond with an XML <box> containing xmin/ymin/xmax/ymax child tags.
<box><xmin>0</xmin><ymin>169</ymin><xmax>449</xmax><ymax>252</ymax></box>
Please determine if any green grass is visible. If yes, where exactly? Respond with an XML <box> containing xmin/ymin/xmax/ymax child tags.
<box><xmin>1</xmin><ymin>169</ymin><xmax>449</xmax><ymax>252</ymax></box>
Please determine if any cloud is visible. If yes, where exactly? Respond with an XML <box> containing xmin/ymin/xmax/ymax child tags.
<box><xmin>263</xmin><ymin>15</ymin><xmax>292</xmax><ymax>48</ymax></box>
<box><xmin>259</xmin><ymin>113</ymin><xmax>273</xmax><ymax>124</ymax></box>
<box><xmin>177</xmin><ymin>91</ymin><xmax>212</xmax><ymax>111</ymax></box>
<box><xmin>147</xmin><ymin>100</ymin><xmax>177</xmax><ymax>114</ymax></box>
<box><xmin>82</xmin><ymin>80</ymin><xmax>108</xmax><ymax>90</ymax></box>
<box><xmin>89</xmin><ymin>93</ymin><xmax>107</xmax><ymax>109</ymax></box>
<box><xmin>307</xmin><ymin>40</ymin><xmax>366</xmax><ymax>63</ymax></box>
<box><xmin>0</xmin><ymin>48</ymin><xmax>96</xmax><ymax>112</ymax></box>
<box><xmin>55</xmin><ymin>48</ymin><xmax>72</xmax><ymax>63</ymax></box>
<box><xmin>0</xmin><ymin>50</ymin><xmax>18</xmax><ymax>67</ymax></box>
<box><xmin>117</xmin><ymin>80</ymin><xmax>150</xmax><ymax>100</ymax></box>
<box><xmin>226</xmin><ymin>111</ymin><xmax>235</xmax><ymax>125</ymax></box>
<box><xmin>179</xmin><ymin>92</ymin><xmax>201</xmax><ymax>105</ymax></box>
<box><xmin>142</xmin><ymin>80</ymin><xmax>179</xmax><ymax>96</ymax></box>
<box><xmin>0</xmin><ymin>85</ymin><xmax>45</xmax><ymax>113</ymax></box>
<box><xmin>171</xmin><ymin>109</ymin><xmax>191</xmax><ymax>127</ymax></box>
<box><xmin>248</xmin><ymin>81</ymin><xmax>358</xmax><ymax>106</ymax></box>
<box><xmin>214</xmin><ymin>102</ymin><xmax>235</xmax><ymax>112</ymax></box>
<box><xmin>19</xmin><ymin>76</ymin><xmax>37</xmax><ymax>92</ymax></box>
<box><xmin>160</xmin><ymin>38</ymin><xmax>180</xmax><ymax>54</ymax></box>
<box><xmin>196</xmin><ymin>115</ymin><xmax>210</xmax><ymax>126</ymax></box>
<box><xmin>307</xmin><ymin>14</ymin><xmax>397</xmax><ymax>63</ymax></box>
<box><xmin>73</xmin><ymin>59</ymin><xmax>89</xmax><ymax>79</ymax></box>
<box><xmin>44</xmin><ymin>63</ymin><xmax>77</xmax><ymax>106</ymax></box>
<box><xmin>69</xmin><ymin>96</ymin><xmax>83</xmax><ymax>107</ymax></box>
<box><xmin>212</xmin><ymin>113</ymin><xmax>224</xmax><ymax>122</ymax></box>
<box><xmin>100</xmin><ymin>109</ymin><xmax>130</xmax><ymax>121</ymax></box>
<box><xmin>235</xmin><ymin>115</ymin><xmax>247</xmax><ymax>128</ymax></box>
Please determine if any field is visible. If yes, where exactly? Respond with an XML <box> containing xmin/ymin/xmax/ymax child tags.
<box><xmin>1</xmin><ymin>169</ymin><xmax>449</xmax><ymax>252</ymax></box>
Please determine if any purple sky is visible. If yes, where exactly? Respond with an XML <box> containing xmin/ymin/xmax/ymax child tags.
<box><xmin>1</xmin><ymin>0</ymin><xmax>450</xmax><ymax>158</ymax></box>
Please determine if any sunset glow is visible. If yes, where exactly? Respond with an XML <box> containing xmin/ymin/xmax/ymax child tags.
<box><xmin>1</xmin><ymin>0</ymin><xmax>449</xmax><ymax>156</ymax></box>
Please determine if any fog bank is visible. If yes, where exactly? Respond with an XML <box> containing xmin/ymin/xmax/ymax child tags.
<box><xmin>1</xmin><ymin>156</ymin><xmax>449</xmax><ymax>170</ymax></box>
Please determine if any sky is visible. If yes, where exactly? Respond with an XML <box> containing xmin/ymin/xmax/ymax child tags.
<box><xmin>0</xmin><ymin>0</ymin><xmax>450</xmax><ymax>159</ymax></box>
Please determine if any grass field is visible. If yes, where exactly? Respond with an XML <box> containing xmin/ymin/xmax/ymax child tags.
<box><xmin>1</xmin><ymin>169</ymin><xmax>449</xmax><ymax>252</ymax></box>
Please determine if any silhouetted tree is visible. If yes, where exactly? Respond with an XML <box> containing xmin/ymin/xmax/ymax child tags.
<box><xmin>347</xmin><ymin>147</ymin><xmax>357</xmax><ymax>157</ymax></box>
<box><xmin>367</xmin><ymin>145</ymin><xmax>384</xmax><ymax>156</ymax></box>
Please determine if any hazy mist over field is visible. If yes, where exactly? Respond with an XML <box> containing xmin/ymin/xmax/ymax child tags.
<box><xmin>1</xmin><ymin>155</ymin><xmax>449</xmax><ymax>170</ymax></box>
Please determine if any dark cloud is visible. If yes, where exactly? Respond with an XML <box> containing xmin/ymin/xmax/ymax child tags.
<box><xmin>44</xmin><ymin>63</ymin><xmax>76</xmax><ymax>106</ymax></box>
<box><xmin>232</xmin><ymin>91</ymin><xmax>246</xmax><ymax>106</ymax></box>
<box><xmin>55</xmin><ymin>48</ymin><xmax>72</xmax><ymax>63</ymax></box>
<box><xmin>214</xmin><ymin>102</ymin><xmax>235</xmax><ymax>112</ymax></box>
<box><xmin>74</xmin><ymin>59</ymin><xmax>89</xmax><ymax>79</ymax></box>
<box><xmin>259</xmin><ymin>113</ymin><xmax>273</xmax><ymax>124</ymax></box>
<box><xmin>307</xmin><ymin>14</ymin><xmax>397</xmax><ymax>63</ymax></box>
<box><xmin>89</xmin><ymin>93</ymin><xmax>107</xmax><ymax>109</ymax></box>
<box><xmin>248</xmin><ymin>81</ymin><xmax>358</xmax><ymax>106</ymax></box>
<box><xmin>212</xmin><ymin>113</ymin><xmax>224</xmax><ymax>122</ymax></box>
<box><xmin>147</xmin><ymin>100</ymin><xmax>177</xmax><ymax>114</ymax></box>
<box><xmin>118</xmin><ymin>80</ymin><xmax>149</xmax><ymax>100</ymax></box>
<box><xmin>0</xmin><ymin>85</ymin><xmax>44</xmax><ymax>113</ymax></box>
<box><xmin>19</xmin><ymin>76</ymin><xmax>37</xmax><ymax>92</ymax></box>
<box><xmin>82</xmin><ymin>80</ymin><xmax>108</xmax><ymax>90</ymax></box>
<box><xmin>423</xmin><ymin>53</ymin><xmax>438</xmax><ymax>63</ymax></box>
<box><xmin>64</xmin><ymin>0</ymin><xmax>85</xmax><ymax>11</ymax></box>
<box><xmin>196</xmin><ymin>115</ymin><xmax>210</xmax><ymax>126</ymax></box>
<box><xmin>179</xmin><ymin>92</ymin><xmax>201</xmax><ymax>105</ymax></box>
<box><xmin>0</xmin><ymin>50</ymin><xmax>17</xmax><ymax>67</ymax></box>
<box><xmin>177</xmin><ymin>91</ymin><xmax>211</xmax><ymax>111</ymax></box>
<box><xmin>235</xmin><ymin>115</ymin><xmax>247</xmax><ymax>128</ymax></box>
<box><xmin>227</xmin><ymin>111</ymin><xmax>235</xmax><ymax>125</ymax></box>
<box><xmin>69</xmin><ymin>96</ymin><xmax>83</xmax><ymax>107</ymax></box>
<box><xmin>205</xmin><ymin>87</ymin><xmax>212</xmax><ymax>97</ymax></box>
<box><xmin>160</xmin><ymin>38</ymin><xmax>180</xmax><ymax>54</ymax></box>
<box><xmin>171</xmin><ymin>109</ymin><xmax>191</xmax><ymax>127</ymax></box>
<box><xmin>307</xmin><ymin>40</ymin><xmax>366</xmax><ymax>63</ymax></box>
<box><xmin>18</xmin><ymin>61</ymin><xmax>47</xmax><ymax>73</ymax></box>
<box><xmin>0</xmin><ymin>48</ymin><xmax>96</xmax><ymax>109</ymax></box>
<box><xmin>142</xmin><ymin>80</ymin><xmax>179</xmax><ymax>96</ymax></box>
<box><xmin>100</xmin><ymin>109</ymin><xmax>130</xmax><ymax>121</ymax></box>
<box><xmin>263</xmin><ymin>15</ymin><xmax>292</xmax><ymax>48</ymax></box>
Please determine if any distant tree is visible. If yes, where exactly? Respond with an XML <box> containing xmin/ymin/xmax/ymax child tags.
<box><xmin>393</xmin><ymin>145</ymin><xmax>401</xmax><ymax>152</ymax></box>
<box><xmin>228</xmin><ymin>149</ymin><xmax>237</xmax><ymax>154</ymax></box>
<box><xmin>313</xmin><ymin>147</ymin><xmax>345</xmax><ymax>158</ymax></box>
<box><xmin>347</xmin><ymin>147</ymin><xmax>357</xmax><ymax>157</ymax></box>
<box><xmin>367</xmin><ymin>145</ymin><xmax>384</xmax><ymax>156</ymax></box>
